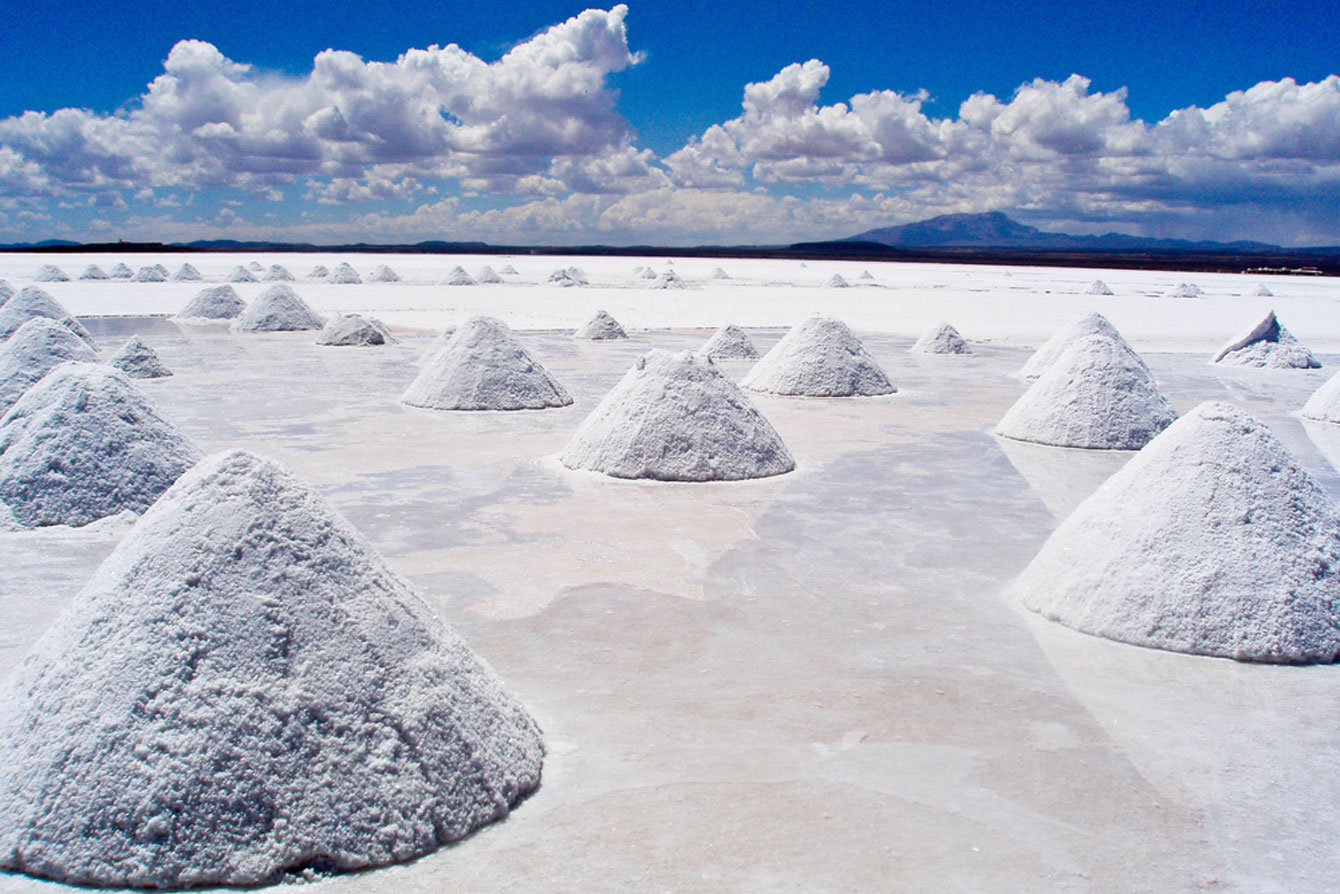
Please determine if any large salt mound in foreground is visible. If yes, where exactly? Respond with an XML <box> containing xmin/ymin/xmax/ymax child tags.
<box><xmin>699</xmin><ymin>324</ymin><xmax>759</xmax><ymax>360</ymax></box>
<box><xmin>1211</xmin><ymin>310</ymin><xmax>1320</xmax><ymax>368</ymax></box>
<box><xmin>911</xmin><ymin>322</ymin><xmax>970</xmax><ymax>355</ymax></box>
<box><xmin>997</xmin><ymin>333</ymin><xmax>1176</xmax><ymax>449</ymax></box>
<box><xmin>0</xmin><ymin>449</ymin><xmax>543</xmax><ymax>887</ymax></box>
<box><xmin>231</xmin><ymin>284</ymin><xmax>323</xmax><ymax>332</ymax></box>
<box><xmin>0</xmin><ymin>318</ymin><xmax>100</xmax><ymax>412</ymax></box>
<box><xmin>403</xmin><ymin>317</ymin><xmax>571</xmax><ymax>411</ymax></box>
<box><xmin>0</xmin><ymin>363</ymin><xmax>201</xmax><ymax>527</ymax></box>
<box><xmin>562</xmin><ymin>350</ymin><xmax>794</xmax><ymax>481</ymax></box>
<box><xmin>315</xmin><ymin>314</ymin><xmax>397</xmax><ymax>346</ymax></box>
<box><xmin>176</xmin><ymin>285</ymin><xmax>245</xmax><ymax>321</ymax></box>
<box><xmin>1014</xmin><ymin>402</ymin><xmax>1340</xmax><ymax>662</ymax></box>
<box><xmin>1302</xmin><ymin>371</ymin><xmax>1340</xmax><ymax>424</ymax></box>
<box><xmin>1017</xmin><ymin>312</ymin><xmax>1135</xmax><ymax>380</ymax></box>
<box><xmin>110</xmin><ymin>335</ymin><xmax>173</xmax><ymax>378</ymax></box>
<box><xmin>0</xmin><ymin>286</ymin><xmax>94</xmax><ymax>345</ymax></box>
<box><xmin>574</xmin><ymin>310</ymin><xmax>627</xmax><ymax>340</ymax></box>
<box><xmin>742</xmin><ymin>316</ymin><xmax>895</xmax><ymax>397</ymax></box>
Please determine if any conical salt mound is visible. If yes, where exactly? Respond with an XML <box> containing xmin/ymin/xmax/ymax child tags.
<box><xmin>575</xmin><ymin>310</ymin><xmax>628</xmax><ymax>340</ymax></box>
<box><xmin>997</xmin><ymin>333</ymin><xmax>1176</xmax><ymax>449</ymax></box>
<box><xmin>231</xmin><ymin>284</ymin><xmax>323</xmax><ymax>332</ymax></box>
<box><xmin>1302</xmin><ymin>371</ymin><xmax>1340</xmax><ymax>424</ymax></box>
<box><xmin>1017</xmin><ymin>312</ymin><xmax>1135</xmax><ymax>380</ymax></box>
<box><xmin>548</xmin><ymin>269</ymin><xmax>580</xmax><ymax>287</ymax></box>
<box><xmin>637</xmin><ymin>267</ymin><xmax>657</xmax><ymax>280</ymax></box>
<box><xmin>1086</xmin><ymin>279</ymin><xmax>1113</xmax><ymax>295</ymax></box>
<box><xmin>824</xmin><ymin>273</ymin><xmax>850</xmax><ymax>288</ymax></box>
<box><xmin>402</xmin><ymin>317</ymin><xmax>571</xmax><ymax>411</ymax></box>
<box><xmin>369</xmin><ymin>264</ymin><xmax>400</xmax><ymax>283</ymax></box>
<box><xmin>858</xmin><ymin>270</ymin><xmax>874</xmax><ymax>280</ymax></box>
<box><xmin>110</xmin><ymin>335</ymin><xmax>172</xmax><ymax>378</ymax></box>
<box><xmin>170</xmin><ymin>262</ymin><xmax>202</xmax><ymax>282</ymax></box>
<box><xmin>227</xmin><ymin>265</ymin><xmax>258</xmax><ymax>283</ymax></box>
<box><xmin>33</xmin><ymin>264</ymin><xmax>69</xmax><ymax>282</ymax></box>
<box><xmin>0</xmin><ymin>449</ymin><xmax>543</xmax><ymax>887</ymax></box>
<box><xmin>307</xmin><ymin>264</ymin><xmax>329</xmax><ymax>279</ymax></box>
<box><xmin>652</xmin><ymin>270</ymin><xmax>686</xmax><ymax>289</ymax></box>
<box><xmin>330</xmin><ymin>262</ymin><xmax>362</xmax><ymax>284</ymax></box>
<box><xmin>315</xmin><ymin>314</ymin><xmax>397</xmax><ymax>346</ymax></box>
<box><xmin>476</xmin><ymin>266</ymin><xmax>503</xmax><ymax>284</ymax></box>
<box><xmin>1250</xmin><ymin>283</ymin><xmax>1274</xmax><ymax>297</ymax></box>
<box><xmin>561</xmin><ymin>350</ymin><xmax>794</xmax><ymax>481</ymax></box>
<box><xmin>564</xmin><ymin>266</ymin><xmax>588</xmax><ymax>284</ymax></box>
<box><xmin>700</xmin><ymin>324</ymin><xmax>759</xmax><ymax>360</ymax></box>
<box><xmin>742</xmin><ymin>316</ymin><xmax>895</xmax><ymax>397</ymax></box>
<box><xmin>133</xmin><ymin>266</ymin><xmax>166</xmax><ymax>282</ymax></box>
<box><xmin>911</xmin><ymin>322</ymin><xmax>971</xmax><ymax>355</ymax></box>
<box><xmin>0</xmin><ymin>286</ymin><xmax>95</xmax><ymax>345</ymax></box>
<box><xmin>710</xmin><ymin>267</ymin><xmax>730</xmax><ymax>280</ymax></box>
<box><xmin>109</xmin><ymin>263</ymin><xmax>133</xmax><ymax>279</ymax></box>
<box><xmin>1167</xmin><ymin>282</ymin><xmax>1202</xmax><ymax>298</ymax></box>
<box><xmin>1211</xmin><ymin>310</ymin><xmax>1319</xmax><ymax>369</ymax></box>
<box><xmin>500</xmin><ymin>264</ymin><xmax>518</xmax><ymax>275</ymax></box>
<box><xmin>0</xmin><ymin>363</ymin><xmax>201</xmax><ymax>528</ymax></box>
<box><xmin>444</xmin><ymin>266</ymin><xmax>475</xmax><ymax>286</ymax></box>
<box><xmin>176</xmin><ymin>285</ymin><xmax>245</xmax><ymax>321</ymax></box>
<box><xmin>1013</xmin><ymin>401</ymin><xmax>1340</xmax><ymax>662</ymax></box>
<box><xmin>79</xmin><ymin>265</ymin><xmax>109</xmax><ymax>281</ymax></box>
<box><xmin>416</xmin><ymin>327</ymin><xmax>459</xmax><ymax>367</ymax></box>
<box><xmin>0</xmin><ymin>318</ymin><xmax>100</xmax><ymax>412</ymax></box>
<box><xmin>262</xmin><ymin>264</ymin><xmax>295</xmax><ymax>282</ymax></box>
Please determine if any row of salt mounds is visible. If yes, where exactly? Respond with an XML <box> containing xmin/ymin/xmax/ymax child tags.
<box><xmin>742</xmin><ymin>317</ymin><xmax>895</xmax><ymax>397</ymax></box>
<box><xmin>0</xmin><ymin>318</ymin><xmax>100</xmax><ymax>412</ymax></box>
<box><xmin>109</xmin><ymin>263</ymin><xmax>133</xmax><ymax>279</ymax></box>
<box><xmin>0</xmin><ymin>287</ymin><xmax>95</xmax><ymax>346</ymax></box>
<box><xmin>0</xmin><ymin>449</ymin><xmax>543</xmax><ymax>887</ymax></box>
<box><xmin>307</xmin><ymin>264</ymin><xmax>329</xmax><ymax>279</ymax></box>
<box><xmin>1017</xmin><ymin>312</ymin><xmax>1136</xmax><ymax>380</ymax></box>
<box><xmin>171</xmin><ymin>262</ymin><xmax>202</xmax><ymax>282</ymax></box>
<box><xmin>175</xmin><ymin>285</ymin><xmax>245</xmax><ymax>321</ymax></box>
<box><xmin>443</xmin><ymin>265</ymin><xmax>475</xmax><ymax>286</ymax></box>
<box><xmin>1013</xmin><ymin>401</ymin><xmax>1340</xmax><ymax>663</ymax></box>
<box><xmin>227</xmin><ymin>265</ymin><xmax>258</xmax><ymax>283</ymax></box>
<box><xmin>1167</xmin><ymin>282</ymin><xmax>1203</xmax><ymax>298</ymax></box>
<box><xmin>80</xmin><ymin>264</ymin><xmax>109</xmax><ymax>281</ymax></box>
<box><xmin>1211</xmin><ymin>310</ymin><xmax>1320</xmax><ymax>368</ymax></box>
<box><xmin>0</xmin><ymin>362</ymin><xmax>201</xmax><ymax>528</ymax></box>
<box><xmin>316</xmin><ymin>314</ymin><xmax>397</xmax><ymax>346</ymax></box>
<box><xmin>1086</xmin><ymin>279</ymin><xmax>1113</xmax><ymax>295</ymax></box>
<box><xmin>996</xmin><ymin>333</ymin><xmax>1177</xmax><ymax>449</ymax></box>
<box><xmin>699</xmin><ymin>324</ymin><xmax>759</xmax><ymax>360</ymax></box>
<box><xmin>33</xmin><ymin>264</ymin><xmax>69</xmax><ymax>282</ymax></box>
<box><xmin>561</xmin><ymin>350</ymin><xmax>794</xmax><ymax>481</ymax></box>
<box><xmin>368</xmin><ymin>264</ymin><xmax>400</xmax><ymax>282</ymax></box>
<box><xmin>262</xmin><ymin>263</ymin><xmax>294</xmax><ymax>282</ymax></box>
<box><xmin>231</xmin><ymin>285</ymin><xmax>323</xmax><ymax>332</ymax></box>
<box><xmin>1302</xmin><ymin>371</ymin><xmax>1340</xmax><ymax>424</ymax></box>
<box><xmin>416</xmin><ymin>326</ymin><xmax>458</xmax><ymax>367</ymax></box>
<box><xmin>330</xmin><ymin>262</ymin><xmax>362</xmax><ymax>284</ymax></box>
<box><xmin>110</xmin><ymin>336</ymin><xmax>173</xmax><ymax>378</ymax></box>
<box><xmin>574</xmin><ymin>310</ymin><xmax>627</xmax><ymax>340</ymax></box>
<box><xmin>910</xmin><ymin>322</ymin><xmax>971</xmax><ymax>355</ymax></box>
<box><xmin>402</xmin><ymin>317</ymin><xmax>571</xmax><ymax>411</ymax></box>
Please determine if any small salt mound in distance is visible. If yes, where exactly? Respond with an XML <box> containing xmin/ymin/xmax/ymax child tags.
<box><xmin>108</xmin><ymin>262</ymin><xmax>133</xmax><ymax>279</ymax></box>
<box><xmin>500</xmin><ymin>264</ymin><xmax>518</xmax><ymax>275</ymax></box>
<box><xmin>1302</xmin><ymin>371</ymin><xmax>1340</xmax><ymax>424</ymax></box>
<box><xmin>700</xmin><ymin>324</ymin><xmax>759</xmax><ymax>360</ymax></box>
<box><xmin>33</xmin><ymin>264</ymin><xmax>69</xmax><ymax>282</ymax></box>
<box><xmin>132</xmin><ymin>266</ymin><xmax>167</xmax><ymax>282</ymax></box>
<box><xmin>307</xmin><ymin>264</ymin><xmax>329</xmax><ymax>278</ymax></box>
<box><xmin>565</xmin><ymin>266</ymin><xmax>589</xmax><ymax>284</ymax></box>
<box><xmin>109</xmin><ymin>336</ymin><xmax>172</xmax><ymax>378</ymax></box>
<box><xmin>247</xmin><ymin>261</ymin><xmax>263</xmax><ymax>271</ymax></box>
<box><xmin>743</xmin><ymin>316</ymin><xmax>895</xmax><ymax>397</ymax></box>
<box><xmin>1086</xmin><ymin>279</ymin><xmax>1113</xmax><ymax>295</ymax></box>
<box><xmin>1212</xmin><ymin>310</ymin><xmax>1319</xmax><ymax>368</ymax></box>
<box><xmin>1167</xmin><ymin>282</ymin><xmax>1203</xmax><ymax>298</ymax></box>
<box><xmin>227</xmin><ymin>265</ymin><xmax>258</xmax><ymax>283</ymax></box>
<box><xmin>562</xmin><ymin>350</ymin><xmax>794</xmax><ymax>481</ymax></box>
<box><xmin>574</xmin><ymin>310</ymin><xmax>627</xmax><ymax>340</ymax></box>
<box><xmin>415</xmin><ymin>327</ymin><xmax>458</xmax><ymax>367</ymax></box>
<box><xmin>79</xmin><ymin>265</ymin><xmax>109</xmax><ymax>281</ymax></box>
<box><xmin>176</xmin><ymin>285</ymin><xmax>245</xmax><ymax>321</ymax></box>
<box><xmin>0</xmin><ymin>319</ymin><xmax>100</xmax><ymax>412</ymax></box>
<box><xmin>630</xmin><ymin>265</ymin><xmax>649</xmax><ymax>277</ymax></box>
<box><xmin>368</xmin><ymin>264</ymin><xmax>400</xmax><ymax>282</ymax></box>
<box><xmin>443</xmin><ymin>266</ymin><xmax>475</xmax><ymax>286</ymax></box>
<box><xmin>1013</xmin><ymin>401</ymin><xmax>1340</xmax><ymax>662</ymax></box>
<box><xmin>911</xmin><ymin>322</ymin><xmax>971</xmax><ymax>355</ymax></box>
<box><xmin>170</xmin><ymin>262</ymin><xmax>202</xmax><ymax>282</ymax></box>
<box><xmin>231</xmin><ymin>284</ymin><xmax>323</xmax><ymax>332</ymax></box>
<box><xmin>825</xmin><ymin>273</ymin><xmax>850</xmax><ymax>288</ymax></box>
<box><xmin>858</xmin><ymin>270</ymin><xmax>874</xmax><ymax>280</ymax></box>
<box><xmin>0</xmin><ymin>362</ymin><xmax>201</xmax><ymax>528</ymax></box>
<box><xmin>330</xmin><ymin>262</ymin><xmax>362</xmax><ymax>284</ymax></box>
<box><xmin>315</xmin><ymin>314</ymin><xmax>397</xmax><ymax>346</ymax></box>
<box><xmin>262</xmin><ymin>264</ymin><xmax>294</xmax><ymax>281</ymax></box>
<box><xmin>637</xmin><ymin>267</ymin><xmax>657</xmax><ymax>280</ymax></box>
<box><xmin>151</xmin><ymin>264</ymin><xmax>169</xmax><ymax>277</ymax></box>
<box><xmin>548</xmin><ymin>269</ymin><xmax>580</xmax><ymax>287</ymax></box>
<box><xmin>403</xmin><ymin>316</ymin><xmax>571</xmax><ymax>411</ymax></box>
<box><xmin>652</xmin><ymin>270</ymin><xmax>686</xmax><ymax>289</ymax></box>
<box><xmin>996</xmin><ymin>333</ymin><xmax>1176</xmax><ymax>449</ymax></box>
<box><xmin>477</xmin><ymin>266</ymin><xmax>503</xmax><ymax>283</ymax></box>
<box><xmin>710</xmin><ymin>267</ymin><xmax>730</xmax><ymax>280</ymax></box>
<box><xmin>1250</xmin><ymin>283</ymin><xmax>1274</xmax><ymax>297</ymax></box>
<box><xmin>0</xmin><ymin>287</ymin><xmax>95</xmax><ymax>345</ymax></box>
<box><xmin>1017</xmin><ymin>312</ymin><xmax>1136</xmax><ymax>380</ymax></box>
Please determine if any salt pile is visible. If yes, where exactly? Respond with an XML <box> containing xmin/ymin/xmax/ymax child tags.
<box><xmin>548</xmin><ymin>269</ymin><xmax>581</xmax><ymax>287</ymax></box>
<box><xmin>175</xmin><ymin>285</ymin><xmax>245</xmax><ymax>321</ymax></box>
<box><xmin>0</xmin><ymin>281</ymin><xmax>11</xmax><ymax>301</ymax></box>
<box><xmin>1250</xmin><ymin>283</ymin><xmax>1275</xmax><ymax>297</ymax></box>
<box><xmin>0</xmin><ymin>363</ymin><xmax>200</xmax><ymax>527</ymax></box>
<box><xmin>231</xmin><ymin>284</ymin><xmax>323</xmax><ymax>332</ymax></box>
<box><xmin>79</xmin><ymin>265</ymin><xmax>109</xmax><ymax>281</ymax></box>
<box><xmin>710</xmin><ymin>267</ymin><xmax>731</xmax><ymax>280</ymax></box>
<box><xmin>630</xmin><ymin>265</ymin><xmax>649</xmax><ymax>277</ymax></box>
<box><xmin>0</xmin><ymin>286</ymin><xmax>95</xmax><ymax>345</ymax></box>
<box><xmin>500</xmin><ymin>264</ymin><xmax>518</xmax><ymax>275</ymax></box>
<box><xmin>170</xmin><ymin>262</ymin><xmax>202</xmax><ymax>282</ymax></box>
<box><xmin>262</xmin><ymin>264</ymin><xmax>295</xmax><ymax>282</ymax></box>
<box><xmin>415</xmin><ymin>327</ymin><xmax>459</xmax><ymax>368</ymax></box>
<box><xmin>742</xmin><ymin>316</ymin><xmax>895</xmax><ymax>397</ymax></box>
<box><xmin>1017</xmin><ymin>312</ymin><xmax>1135</xmax><ymax>380</ymax></box>
<box><xmin>700</xmin><ymin>324</ymin><xmax>759</xmax><ymax>360</ymax></box>
<box><xmin>859</xmin><ymin>270</ymin><xmax>874</xmax><ymax>280</ymax></box>
<box><xmin>109</xmin><ymin>263</ymin><xmax>133</xmax><ymax>279</ymax></box>
<box><xmin>403</xmin><ymin>316</ymin><xmax>571</xmax><ymax>411</ymax></box>
<box><xmin>824</xmin><ymin>273</ymin><xmax>850</xmax><ymax>288</ymax></box>
<box><xmin>109</xmin><ymin>335</ymin><xmax>172</xmax><ymax>378</ymax></box>
<box><xmin>248</xmin><ymin>261</ymin><xmax>263</xmax><ymax>271</ymax></box>
<box><xmin>0</xmin><ymin>448</ymin><xmax>543</xmax><ymax>886</ymax></box>
<box><xmin>1211</xmin><ymin>310</ymin><xmax>1320</xmax><ymax>368</ymax></box>
<box><xmin>911</xmin><ymin>322</ymin><xmax>971</xmax><ymax>355</ymax></box>
<box><xmin>565</xmin><ymin>266</ymin><xmax>589</xmax><ymax>284</ymax></box>
<box><xmin>1086</xmin><ymin>280</ymin><xmax>1113</xmax><ymax>295</ymax></box>
<box><xmin>307</xmin><ymin>265</ymin><xmax>329</xmax><ymax>279</ymax></box>
<box><xmin>368</xmin><ymin>264</ymin><xmax>400</xmax><ymax>283</ymax></box>
<box><xmin>33</xmin><ymin>264</ymin><xmax>69</xmax><ymax>282</ymax></box>
<box><xmin>0</xmin><ymin>318</ymin><xmax>100</xmax><ymax>412</ymax></box>
<box><xmin>1013</xmin><ymin>401</ymin><xmax>1340</xmax><ymax>662</ymax></box>
<box><xmin>996</xmin><ymin>333</ymin><xmax>1176</xmax><ymax>449</ymax></box>
<box><xmin>1302</xmin><ymin>372</ymin><xmax>1340</xmax><ymax>424</ymax></box>
<box><xmin>227</xmin><ymin>265</ymin><xmax>258</xmax><ymax>283</ymax></box>
<box><xmin>315</xmin><ymin>314</ymin><xmax>397</xmax><ymax>346</ymax></box>
<box><xmin>330</xmin><ymin>262</ymin><xmax>362</xmax><ymax>284</ymax></box>
<box><xmin>477</xmin><ymin>266</ymin><xmax>503</xmax><ymax>283</ymax></box>
<box><xmin>444</xmin><ymin>266</ymin><xmax>476</xmax><ymax>286</ymax></box>
<box><xmin>637</xmin><ymin>267</ymin><xmax>657</xmax><ymax>280</ymax></box>
<box><xmin>133</xmin><ymin>265</ymin><xmax>167</xmax><ymax>282</ymax></box>
<box><xmin>652</xmin><ymin>270</ymin><xmax>686</xmax><ymax>289</ymax></box>
<box><xmin>1167</xmin><ymin>282</ymin><xmax>1203</xmax><ymax>298</ymax></box>
<box><xmin>574</xmin><ymin>310</ymin><xmax>628</xmax><ymax>340</ymax></box>
<box><xmin>562</xmin><ymin>350</ymin><xmax>794</xmax><ymax>481</ymax></box>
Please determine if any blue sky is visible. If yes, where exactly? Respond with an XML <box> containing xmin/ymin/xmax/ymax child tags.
<box><xmin>1</xmin><ymin>1</ymin><xmax>1337</xmax><ymax>245</ymax></box>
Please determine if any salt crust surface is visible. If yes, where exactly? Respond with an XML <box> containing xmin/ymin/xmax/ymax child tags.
<box><xmin>315</xmin><ymin>314</ymin><xmax>397</xmax><ymax>346</ymax></box>
<box><xmin>742</xmin><ymin>316</ymin><xmax>895</xmax><ymax>396</ymax></box>
<box><xmin>1211</xmin><ymin>310</ymin><xmax>1320</xmax><ymax>368</ymax></box>
<box><xmin>110</xmin><ymin>336</ymin><xmax>173</xmax><ymax>378</ymax></box>
<box><xmin>227</xmin><ymin>265</ymin><xmax>258</xmax><ymax>283</ymax></box>
<box><xmin>0</xmin><ymin>287</ymin><xmax>95</xmax><ymax>346</ymax></box>
<box><xmin>0</xmin><ymin>362</ymin><xmax>201</xmax><ymax>527</ymax></box>
<box><xmin>574</xmin><ymin>310</ymin><xmax>627</xmax><ymax>340</ymax></box>
<box><xmin>1017</xmin><ymin>312</ymin><xmax>1137</xmax><ymax>380</ymax></box>
<box><xmin>0</xmin><ymin>449</ymin><xmax>543</xmax><ymax>886</ymax></box>
<box><xmin>330</xmin><ymin>263</ymin><xmax>362</xmax><ymax>284</ymax></box>
<box><xmin>699</xmin><ymin>324</ymin><xmax>759</xmax><ymax>360</ymax></box>
<box><xmin>403</xmin><ymin>316</ymin><xmax>571</xmax><ymax>411</ymax></box>
<box><xmin>232</xmin><ymin>285</ymin><xmax>324</xmax><ymax>332</ymax></box>
<box><xmin>170</xmin><ymin>263</ymin><xmax>201</xmax><ymax>282</ymax></box>
<box><xmin>1014</xmin><ymin>401</ymin><xmax>1340</xmax><ymax>662</ymax></box>
<box><xmin>1302</xmin><ymin>371</ymin><xmax>1340</xmax><ymax>424</ymax></box>
<box><xmin>561</xmin><ymin>349</ymin><xmax>794</xmax><ymax>481</ymax></box>
<box><xmin>997</xmin><ymin>333</ymin><xmax>1177</xmax><ymax>449</ymax></box>
<box><xmin>910</xmin><ymin>322</ymin><xmax>971</xmax><ymax>354</ymax></box>
<box><xmin>176</xmin><ymin>285</ymin><xmax>245</xmax><ymax>321</ymax></box>
<box><xmin>33</xmin><ymin>265</ymin><xmax>68</xmax><ymax>283</ymax></box>
<box><xmin>0</xmin><ymin>318</ymin><xmax>100</xmax><ymax>412</ymax></box>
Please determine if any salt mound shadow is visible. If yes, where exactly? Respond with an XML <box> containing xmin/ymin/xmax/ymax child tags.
<box><xmin>403</xmin><ymin>316</ymin><xmax>571</xmax><ymax>410</ymax></box>
<box><xmin>1211</xmin><ymin>310</ymin><xmax>1320</xmax><ymax>369</ymax></box>
<box><xmin>742</xmin><ymin>316</ymin><xmax>895</xmax><ymax>396</ymax></box>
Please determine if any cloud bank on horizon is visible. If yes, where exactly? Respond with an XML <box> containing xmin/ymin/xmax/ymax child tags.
<box><xmin>2</xmin><ymin>5</ymin><xmax>1338</xmax><ymax>246</ymax></box>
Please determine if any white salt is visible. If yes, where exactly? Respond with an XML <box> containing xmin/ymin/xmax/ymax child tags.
<box><xmin>109</xmin><ymin>336</ymin><xmax>173</xmax><ymax>378</ymax></box>
<box><xmin>574</xmin><ymin>310</ymin><xmax>628</xmax><ymax>340</ymax></box>
<box><xmin>548</xmin><ymin>269</ymin><xmax>580</xmax><ymax>287</ymax></box>
<box><xmin>1250</xmin><ymin>284</ymin><xmax>1275</xmax><ymax>297</ymax></box>
<box><xmin>1086</xmin><ymin>280</ymin><xmax>1113</xmax><ymax>295</ymax></box>
<box><xmin>416</xmin><ymin>326</ymin><xmax>459</xmax><ymax>367</ymax></box>
<box><xmin>330</xmin><ymin>262</ymin><xmax>362</xmax><ymax>284</ymax></box>
<box><xmin>231</xmin><ymin>284</ymin><xmax>323</xmax><ymax>332</ymax></box>
<box><xmin>170</xmin><ymin>262</ymin><xmax>202</xmax><ymax>282</ymax></box>
<box><xmin>858</xmin><ymin>270</ymin><xmax>874</xmax><ymax>280</ymax></box>
<box><xmin>33</xmin><ymin>264</ymin><xmax>69</xmax><ymax>283</ymax></box>
<box><xmin>477</xmin><ymin>266</ymin><xmax>503</xmax><ymax>284</ymax></box>
<box><xmin>0</xmin><ymin>287</ymin><xmax>95</xmax><ymax>345</ymax></box>
<box><xmin>79</xmin><ymin>265</ymin><xmax>109</xmax><ymax>281</ymax></box>
<box><xmin>0</xmin><ymin>281</ymin><xmax>11</xmax><ymax>302</ymax></box>
<box><xmin>315</xmin><ymin>314</ymin><xmax>397</xmax><ymax>346</ymax></box>
<box><xmin>247</xmin><ymin>261</ymin><xmax>263</xmax><ymax>271</ymax></box>
<box><xmin>911</xmin><ymin>322</ymin><xmax>971</xmax><ymax>355</ymax></box>
<box><xmin>176</xmin><ymin>285</ymin><xmax>245</xmax><ymax>321</ymax></box>
<box><xmin>1302</xmin><ymin>371</ymin><xmax>1340</xmax><ymax>424</ymax></box>
<box><xmin>500</xmin><ymin>264</ymin><xmax>518</xmax><ymax>275</ymax></box>
<box><xmin>108</xmin><ymin>263</ymin><xmax>133</xmax><ymax>279</ymax></box>
<box><xmin>227</xmin><ymin>265</ymin><xmax>258</xmax><ymax>283</ymax></box>
<box><xmin>306</xmin><ymin>265</ymin><xmax>329</xmax><ymax>279</ymax></box>
<box><xmin>1017</xmin><ymin>312</ymin><xmax>1137</xmax><ymax>380</ymax></box>
<box><xmin>824</xmin><ymin>273</ymin><xmax>850</xmax><ymax>288</ymax></box>
<box><xmin>132</xmin><ymin>266</ymin><xmax>167</xmax><ymax>282</ymax></box>
<box><xmin>743</xmin><ymin>316</ymin><xmax>895</xmax><ymax>397</ymax></box>
<box><xmin>637</xmin><ymin>267</ymin><xmax>657</xmax><ymax>280</ymax></box>
<box><xmin>652</xmin><ymin>270</ymin><xmax>686</xmax><ymax>289</ymax></box>
<box><xmin>710</xmin><ymin>267</ymin><xmax>731</xmax><ymax>280</ymax></box>
<box><xmin>444</xmin><ymin>266</ymin><xmax>476</xmax><ymax>286</ymax></box>
<box><xmin>699</xmin><ymin>324</ymin><xmax>759</xmax><ymax>360</ymax></box>
<box><xmin>262</xmin><ymin>264</ymin><xmax>295</xmax><ymax>282</ymax></box>
<box><xmin>1167</xmin><ymin>282</ymin><xmax>1203</xmax><ymax>298</ymax></box>
<box><xmin>1211</xmin><ymin>310</ymin><xmax>1320</xmax><ymax>368</ymax></box>
<box><xmin>0</xmin><ymin>318</ymin><xmax>100</xmax><ymax>412</ymax></box>
<box><xmin>403</xmin><ymin>317</ymin><xmax>571</xmax><ymax>411</ymax></box>
<box><xmin>368</xmin><ymin>264</ymin><xmax>400</xmax><ymax>283</ymax></box>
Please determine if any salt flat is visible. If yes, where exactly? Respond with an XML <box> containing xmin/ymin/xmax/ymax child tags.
<box><xmin>0</xmin><ymin>253</ymin><xmax>1338</xmax><ymax>891</ymax></box>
